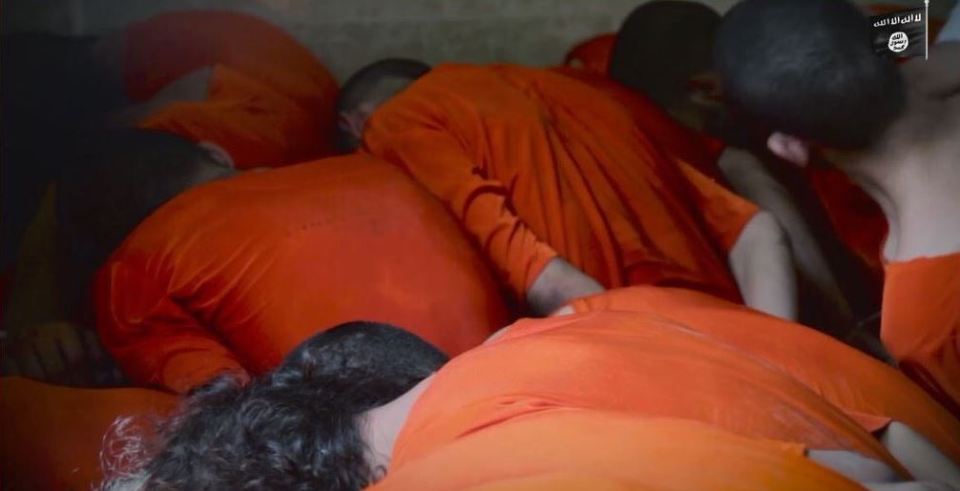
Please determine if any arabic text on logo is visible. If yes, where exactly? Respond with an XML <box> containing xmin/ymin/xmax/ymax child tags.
<box><xmin>888</xmin><ymin>31</ymin><xmax>909</xmax><ymax>53</ymax></box>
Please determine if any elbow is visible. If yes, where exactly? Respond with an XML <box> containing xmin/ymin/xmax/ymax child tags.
<box><xmin>742</xmin><ymin>210</ymin><xmax>789</xmax><ymax>251</ymax></box>
<box><xmin>729</xmin><ymin>210</ymin><xmax>791</xmax><ymax>286</ymax></box>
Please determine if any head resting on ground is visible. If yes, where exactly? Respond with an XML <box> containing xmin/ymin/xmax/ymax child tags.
<box><xmin>335</xmin><ymin>58</ymin><xmax>431</xmax><ymax>153</ymax></box>
<box><xmin>57</xmin><ymin>129</ymin><xmax>235</xmax><ymax>310</ymax></box>
<box><xmin>100</xmin><ymin>320</ymin><xmax>448</xmax><ymax>491</ymax></box>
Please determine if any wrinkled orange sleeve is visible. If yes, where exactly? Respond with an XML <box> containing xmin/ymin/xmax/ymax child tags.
<box><xmin>365</xmin><ymin>109</ymin><xmax>557</xmax><ymax>299</ymax></box>
<box><xmin>94</xmin><ymin>258</ymin><xmax>248</xmax><ymax>394</ymax></box>
<box><xmin>882</xmin><ymin>253</ymin><xmax>960</xmax><ymax>418</ymax></box>
<box><xmin>553</xmin><ymin>67</ymin><xmax>727</xmax><ymax>180</ymax></box>
<box><xmin>677</xmin><ymin>159</ymin><xmax>759</xmax><ymax>253</ymax></box>
<box><xmin>139</xmin><ymin>66</ymin><xmax>324</xmax><ymax>168</ymax></box>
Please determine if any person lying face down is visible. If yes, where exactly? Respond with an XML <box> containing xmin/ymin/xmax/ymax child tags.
<box><xmin>101</xmin><ymin>314</ymin><xmax>960</xmax><ymax>490</ymax></box>
<box><xmin>714</xmin><ymin>0</ymin><xmax>960</xmax><ymax>418</ymax></box>
<box><xmin>340</xmin><ymin>57</ymin><xmax>799</xmax><ymax>321</ymax></box>
<box><xmin>55</xmin><ymin>128</ymin><xmax>507</xmax><ymax>393</ymax></box>
<box><xmin>101</xmin><ymin>10</ymin><xmax>340</xmax><ymax>166</ymax></box>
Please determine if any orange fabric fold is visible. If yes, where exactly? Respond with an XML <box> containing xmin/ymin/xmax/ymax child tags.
<box><xmin>571</xmin><ymin>285</ymin><xmax>960</xmax><ymax>464</ymax></box>
<box><xmin>139</xmin><ymin>65</ymin><xmax>327</xmax><ymax>168</ymax></box>
<box><xmin>122</xmin><ymin>10</ymin><xmax>338</xmax><ymax>159</ymax></box>
<box><xmin>364</xmin><ymin>64</ymin><xmax>756</xmax><ymax>303</ymax></box>
<box><xmin>94</xmin><ymin>155</ymin><xmax>508</xmax><ymax>393</ymax></box>
<box><xmin>374</xmin><ymin>412</ymin><xmax>865</xmax><ymax>491</ymax></box>
<box><xmin>882</xmin><ymin>253</ymin><xmax>960</xmax><ymax>418</ymax></box>
<box><xmin>393</xmin><ymin>311</ymin><xmax>903</xmax><ymax>475</ymax></box>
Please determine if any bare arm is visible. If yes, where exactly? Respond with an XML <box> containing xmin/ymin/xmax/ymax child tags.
<box><xmin>526</xmin><ymin>257</ymin><xmax>604</xmax><ymax>317</ymax></box>
<box><xmin>728</xmin><ymin>210</ymin><xmax>798</xmax><ymax>320</ymax></box>
<box><xmin>881</xmin><ymin>422</ymin><xmax>960</xmax><ymax>489</ymax></box>
<box><xmin>903</xmin><ymin>41</ymin><xmax>960</xmax><ymax>99</ymax></box>
<box><xmin>719</xmin><ymin>148</ymin><xmax>852</xmax><ymax>325</ymax></box>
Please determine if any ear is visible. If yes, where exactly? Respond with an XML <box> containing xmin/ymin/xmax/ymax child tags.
<box><xmin>767</xmin><ymin>132</ymin><xmax>810</xmax><ymax>167</ymax></box>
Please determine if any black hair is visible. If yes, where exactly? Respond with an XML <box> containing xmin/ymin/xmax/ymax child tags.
<box><xmin>56</xmin><ymin>129</ymin><xmax>231</xmax><ymax>288</ymax></box>
<box><xmin>115</xmin><ymin>321</ymin><xmax>447</xmax><ymax>491</ymax></box>
<box><xmin>609</xmin><ymin>1</ymin><xmax>721</xmax><ymax>109</ymax></box>
<box><xmin>334</xmin><ymin>58</ymin><xmax>430</xmax><ymax>151</ymax></box>
<box><xmin>55</xmin><ymin>129</ymin><xmax>233</xmax><ymax>323</ymax></box>
<box><xmin>713</xmin><ymin>0</ymin><xmax>906</xmax><ymax>149</ymax></box>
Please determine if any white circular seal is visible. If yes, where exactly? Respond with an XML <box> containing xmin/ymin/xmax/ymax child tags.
<box><xmin>888</xmin><ymin>31</ymin><xmax>909</xmax><ymax>53</ymax></box>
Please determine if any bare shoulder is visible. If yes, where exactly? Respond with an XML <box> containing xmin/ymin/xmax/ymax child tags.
<box><xmin>901</xmin><ymin>42</ymin><xmax>960</xmax><ymax>98</ymax></box>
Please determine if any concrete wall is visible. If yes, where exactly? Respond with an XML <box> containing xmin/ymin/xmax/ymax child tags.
<box><xmin>2</xmin><ymin>0</ymin><xmax>953</xmax><ymax>82</ymax></box>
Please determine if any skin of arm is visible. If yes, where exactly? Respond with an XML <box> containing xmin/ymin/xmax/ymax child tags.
<box><xmin>880</xmin><ymin>421</ymin><xmax>960</xmax><ymax>489</ymax></box>
<box><xmin>903</xmin><ymin>41</ymin><xmax>960</xmax><ymax>99</ymax></box>
<box><xmin>727</xmin><ymin>209</ymin><xmax>799</xmax><ymax>320</ymax></box>
<box><xmin>718</xmin><ymin>147</ymin><xmax>853</xmax><ymax>328</ymax></box>
<box><xmin>526</xmin><ymin>257</ymin><xmax>604</xmax><ymax>317</ymax></box>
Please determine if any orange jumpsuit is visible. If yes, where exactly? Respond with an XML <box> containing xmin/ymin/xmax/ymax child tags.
<box><xmin>373</xmin><ymin>413</ymin><xmax>866</xmax><ymax>491</ymax></box>
<box><xmin>882</xmin><ymin>254</ymin><xmax>960</xmax><ymax>418</ymax></box>
<box><xmin>138</xmin><ymin>65</ymin><xmax>328</xmax><ymax>168</ymax></box>
<box><xmin>571</xmin><ymin>286</ymin><xmax>960</xmax><ymax>464</ymax></box>
<box><xmin>392</xmin><ymin>311</ymin><xmax>904</xmax><ymax>475</ymax></box>
<box><xmin>0</xmin><ymin>377</ymin><xmax>176</xmax><ymax>490</ymax></box>
<box><xmin>364</xmin><ymin>64</ymin><xmax>758</xmax><ymax>304</ymax></box>
<box><xmin>123</xmin><ymin>11</ymin><xmax>339</xmax><ymax>165</ymax></box>
<box><xmin>94</xmin><ymin>154</ymin><xmax>508</xmax><ymax>394</ymax></box>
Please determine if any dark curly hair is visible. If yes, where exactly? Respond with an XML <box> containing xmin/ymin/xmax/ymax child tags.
<box><xmin>103</xmin><ymin>321</ymin><xmax>447</xmax><ymax>491</ymax></box>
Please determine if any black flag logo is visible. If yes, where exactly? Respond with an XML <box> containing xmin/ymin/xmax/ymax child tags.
<box><xmin>870</xmin><ymin>7</ymin><xmax>928</xmax><ymax>59</ymax></box>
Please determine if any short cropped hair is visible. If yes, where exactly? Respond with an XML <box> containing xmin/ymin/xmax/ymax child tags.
<box><xmin>714</xmin><ymin>0</ymin><xmax>906</xmax><ymax>149</ymax></box>
<box><xmin>335</xmin><ymin>58</ymin><xmax>430</xmax><ymax>150</ymax></box>
<box><xmin>104</xmin><ymin>321</ymin><xmax>448</xmax><ymax>491</ymax></box>
<box><xmin>610</xmin><ymin>1</ymin><xmax>721</xmax><ymax>108</ymax></box>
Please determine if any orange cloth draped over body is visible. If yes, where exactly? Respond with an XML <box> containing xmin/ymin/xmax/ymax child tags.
<box><xmin>122</xmin><ymin>10</ymin><xmax>339</xmax><ymax>163</ymax></box>
<box><xmin>364</xmin><ymin>64</ymin><xmax>758</xmax><ymax>304</ymax></box>
<box><xmin>554</xmin><ymin>67</ymin><xmax>727</xmax><ymax>179</ymax></box>
<box><xmin>391</xmin><ymin>311</ymin><xmax>904</xmax><ymax>475</ymax></box>
<box><xmin>373</xmin><ymin>412</ymin><xmax>866</xmax><ymax>491</ymax></box>
<box><xmin>571</xmin><ymin>286</ymin><xmax>960</xmax><ymax>464</ymax></box>
<box><xmin>138</xmin><ymin>65</ymin><xmax>328</xmax><ymax>168</ymax></box>
<box><xmin>94</xmin><ymin>154</ymin><xmax>508</xmax><ymax>394</ymax></box>
<box><xmin>882</xmin><ymin>254</ymin><xmax>960</xmax><ymax>418</ymax></box>
<box><xmin>0</xmin><ymin>377</ymin><xmax>177</xmax><ymax>490</ymax></box>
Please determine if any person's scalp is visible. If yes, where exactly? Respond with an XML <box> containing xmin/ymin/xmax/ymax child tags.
<box><xmin>610</xmin><ymin>1</ymin><xmax>721</xmax><ymax>109</ymax></box>
<box><xmin>336</xmin><ymin>58</ymin><xmax>431</xmax><ymax>115</ymax></box>
<box><xmin>714</xmin><ymin>0</ymin><xmax>905</xmax><ymax>148</ymax></box>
